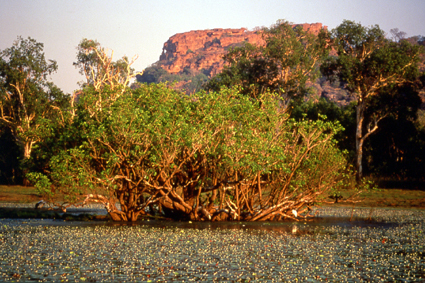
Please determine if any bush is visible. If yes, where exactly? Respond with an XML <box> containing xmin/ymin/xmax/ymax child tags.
<box><xmin>32</xmin><ymin>84</ymin><xmax>350</xmax><ymax>221</ymax></box>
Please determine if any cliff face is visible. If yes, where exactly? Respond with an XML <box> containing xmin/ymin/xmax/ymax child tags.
<box><xmin>157</xmin><ymin>23</ymin><xmax>326</xmax><ymax>77</ymax></box>
<box><xmin>158</xmin><ymin>28</ymin><xmax>263</xmax><ymax>76</ymax></box>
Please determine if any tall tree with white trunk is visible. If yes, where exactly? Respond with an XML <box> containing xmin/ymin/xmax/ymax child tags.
<box><xmin>321</xmin><ymin>20</ymin><xmax>423</xmax><ymax>181</ymax></box>
<box><xmin>0</xmin><ymin>37</ymin><xmax>68</xmax><ymax>161</ymax></box>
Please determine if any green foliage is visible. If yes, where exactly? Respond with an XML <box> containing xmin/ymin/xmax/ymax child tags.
<box><xmin>362</xmin><ymin>83</ymin><xmax>425</xmax><ymax>178</ymax></box>
<box><xmin>321</xmin><ymin>20</ymin><xmax>424</xmax><ymax>180</ymax></box>
<box><xmin>205</xmin><ymin>20</ymin><xmax>329</xmax><ymax>101</ymax></box>
<box><xmin>291</xmin><ymin>98</ymin><xmax>357</xmax><ymax>159</ymax></box>
<box><xmin>32</xmin><ymin>83</ymin><xmax>349</xmax><ymax>221</ymax></box>
<box><xmin>73</xmin><ymin>38</ymin><xmax>100</xmax><ymax>79</ymax></box>
<box><xmin>26</xmin><ymin>172</ymin><xmax>52</xmax><ymax>197</ymax></box>
<box><xmin>0</xmin><ymin>36</ymin><xmax>69</xmax><ymax>170</ymax></box>
<box><xmin>136</xmin><ymin>63</ymin><xmax>168</xmax><ymax>84</ymax></box>
<box><xmin>291</xmin><ymin>84</ymin><xmax>425</xmax><ymax>180</ymax></box>
<box><xmin>137</xmin><ymin>64</ymin><xmax>209</xmax><ymax>93</ymax></box>
<box><xmin>322</xmin><ymin>20</ymin><xmax>423</xmax><ymax>101</ymax></box>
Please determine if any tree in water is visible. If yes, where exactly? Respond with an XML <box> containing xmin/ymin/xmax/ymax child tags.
<box><xmin>31</xmin><ymin>82</ymin><xmax>349</xmax><ymax>221</ymax></box>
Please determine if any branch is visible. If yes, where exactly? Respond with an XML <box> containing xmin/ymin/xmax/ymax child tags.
<box><xmin>363</xmin><ymin>113</ymin><xmax>387</xmax><ymax>141</ymax></box>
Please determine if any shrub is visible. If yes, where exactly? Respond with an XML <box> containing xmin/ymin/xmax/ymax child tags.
<box><xmin>31</xmin><ymin>84</ymin><xmax>349</xmax><ymax>221</ymax></box>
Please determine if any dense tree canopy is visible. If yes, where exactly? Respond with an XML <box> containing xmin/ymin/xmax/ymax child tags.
<box><xmin>362</xmin><ymin>82</ymin><xmax>425</xmax><ymax>178</ymax></box>
<box><xmin>136</xmin><ymin>64</ymin><xmax>209</xmax><ymax>94</ymax></box>
<box><xmin>321</xmin><ymin>20</ymin><xmax>424</xmax><ymax>181</ymax></box>
<box><xmin>30</xmin><ymin>83</ymin><xmax>349</xmax><ymax>221</ymax></box>
<box><xmin>0</xmin><ymin>37</ymin><xmax>69</xmax><ymax>161</ymax></box>
<box><xmin>136</xmin><ymin>63</ymin><xmax>168</xmax><ymax>84</ymax></box>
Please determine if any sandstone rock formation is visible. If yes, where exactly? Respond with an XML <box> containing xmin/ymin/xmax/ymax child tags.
<box><xmin>158</xmin><ymin>28</ymin><xmax>262</xmax><ymax>76</ymax></box>
<box><xmin>157</xmin><ymin>23</ymin><xmax>326</xmax><ymax>77</ymax></box>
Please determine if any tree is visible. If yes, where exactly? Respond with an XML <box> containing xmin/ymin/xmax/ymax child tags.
<box><xmin>321</xmin><ymin>20</ymin><xmax>423</xmax><ymax>181</ymax></box>
<box><xmin>291</xmin><ymin>98</ymin><xmax>357</xmax><ymax>159</ymax></box>
<box><xmin>74</xmin><ymin>38</ymin><xmax>141</xmax><ymax>93</ymax></box>
<box><xmin>0</xmin><ymin>36</ymin><xmax>69</xmax><ymax>162</ymax></box>
<box><xmin>136</xmin><ymin>63</ymin><xmax>167</xmax><ymax>84</ymax></box>
<box><xmin>0</xmin><ymin>127</ymin><xmax>23</xmax><ymax>184</ymax></box>
<box><xmin>390</xmin><ymin>28</ymin><xmax>407</xmax><ymax>42</ymax></box>
<box><xmin>31</xmin><ymin>83</ymin><xmax>349</xmax><ymax>221</ymax></box>
<box><xmin>205</xmin><ymin>20</ymin><xmax>329</xmax><ymax>102</ymax></box>
<box><xmin>363</xmin><ymin>82</ymin><xmax>425</xmax><ymax>178</ymax></box>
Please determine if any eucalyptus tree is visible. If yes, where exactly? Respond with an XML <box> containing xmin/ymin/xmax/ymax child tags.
<box><xmin>74</xmin><ymin>38</ymin><xmax>141</xmax><ymax>92</ymax></box>
<box><xmin>321</xmin><ymin>20</ymin><xmax>423</xmax><ymax>181</ymax></box>
<box><xmin>205</xmin><ymin>20</ymin><xmax>330</xmax><ymax>102</ymax></box>
<box><xmin>0</xmin><ymin>36</ymin><xmax>69</xmax><ymax>161</ymax></box>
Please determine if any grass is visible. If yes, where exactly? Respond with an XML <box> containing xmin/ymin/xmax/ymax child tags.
<box><xmin>0</xmin><ymin>185</ymin><xmax>110</xmax><ymax>220</ymax></box>
<box><xmin>0</xmin><ymin>185</ymin><xmax>42</xmax><ymax>203</ymax></box>
<box><xmin>1</xmin><ymin>183</ymin><xmax>424</xmax><ymax>209</ymax></box>
<box><xmin>332</xmin><ymin>187</ymin><xmax>425</xmax><ymax>208</ymax></box>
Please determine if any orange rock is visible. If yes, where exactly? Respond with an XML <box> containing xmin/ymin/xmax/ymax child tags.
<box><xmin>157</xmin><ymin>24</ymin><xmax>326</xmax><ymax>77</ymax></box>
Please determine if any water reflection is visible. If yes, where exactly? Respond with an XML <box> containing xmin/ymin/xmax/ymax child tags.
<box><xmin>9</xmin><ymin>214</ymin><xmax>400</xmax><ymax>237</ymax></box>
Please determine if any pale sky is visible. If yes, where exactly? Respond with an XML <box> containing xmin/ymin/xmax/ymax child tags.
<box><xmin>1</xmin><ymin>0</ymin><xmax>424</xmax><ymax>94</ymax></box>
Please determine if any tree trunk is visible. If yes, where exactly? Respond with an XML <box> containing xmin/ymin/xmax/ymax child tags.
<box><xmin>108</xmin><ymin>208</ymin><xmax>144</xmax><ymax>221</ymax></box>
<box><xmin>23</xmin><ymin>142</ymin><xmax>32</xmax><ymax>160</ymax></box>
<box><xmin>109</xmin><ymin>211</ymin><xmax>126</xmax><ymax>221</ymax></box>
<box><xmin>355</xmin><ymin>101</ymin><xmax>365</xmax><ymax>182</ymax></box>
<box><xmin>22</xmin><ymin>141</ymin><xmax>33</xmax><ymax>186</ymax></box>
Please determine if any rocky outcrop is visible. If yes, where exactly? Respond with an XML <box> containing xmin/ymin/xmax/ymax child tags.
<box><xmin>157</xmin><ymin>23</ymin><xmax>326</xmax><ymax>77</ymax></box>
<box><xmin>158</xmin><ymin>28</ymin><xmax>263</xmax><ymax>76</ymax></box>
